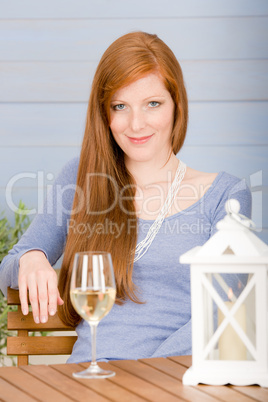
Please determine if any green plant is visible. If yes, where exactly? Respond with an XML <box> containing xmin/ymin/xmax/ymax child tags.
<box><xmin>0</xmin><ymin>201</ymin><xmax>31</xmax><ymax>264</ymax></box>
<box><xmin>0</xmin><ymin>291</ymin><xmax>16</xmax><ymax>365</ymax></box>
<box><xmin>0</xmin><ymin>201</ymin><xmax>31</xmax><ymax>366</ymax></box>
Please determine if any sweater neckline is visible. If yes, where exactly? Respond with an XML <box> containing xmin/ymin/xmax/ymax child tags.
<box><xmin>138</xmin><ymin>171</ymin><xmax>225</xmax><ymax>223</ymax></box>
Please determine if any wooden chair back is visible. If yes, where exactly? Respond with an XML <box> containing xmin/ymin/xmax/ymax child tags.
<box><xmin>6</xmin><ymin>287</ymin><xmax>77</xmax><ymax>366</ymax></box>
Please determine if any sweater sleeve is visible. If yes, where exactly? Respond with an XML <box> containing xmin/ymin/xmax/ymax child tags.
<box><xmin>0</xmin><ymin>157</ymin><xmax>79</xmax><ymax>297</ymax></box>
<box><xmin>151</xmin><ymin>172</ymin><xmax>252</xmax><ymax>358</ymax></box>
<box><xmin>209</xmin><ymin>173</ymin><xmax>252</xmax><ymax>236</ymax></box>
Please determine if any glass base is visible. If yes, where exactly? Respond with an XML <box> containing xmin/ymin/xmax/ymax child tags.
<box><xmin>72</xmin><ymin>363</ymin><xmax>115</xmax><ymax>379</ymax></box>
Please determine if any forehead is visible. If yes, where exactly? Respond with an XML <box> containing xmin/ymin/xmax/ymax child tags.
<box><xmin>111</xmin><ymin>73</ymin><xmax>169</xmax><ymax>100</ymax></box>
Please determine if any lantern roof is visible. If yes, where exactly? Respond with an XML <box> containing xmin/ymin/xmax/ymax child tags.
<box><xmin>180</xmin><ymin>199</ymin><xmax>268</xmax><ymax>265</ymax></box>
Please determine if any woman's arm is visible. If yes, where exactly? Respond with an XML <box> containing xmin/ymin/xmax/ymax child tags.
<box><xmin>0</xmin><ymin>157</ymin><xmax>79</xmax><ymax>323</ymax></box>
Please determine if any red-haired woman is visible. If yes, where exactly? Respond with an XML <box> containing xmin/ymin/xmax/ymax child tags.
<box><xmin>0</xmin><ymin>32</ymin><xmax>251</xmax><ymax>362</ymax></box>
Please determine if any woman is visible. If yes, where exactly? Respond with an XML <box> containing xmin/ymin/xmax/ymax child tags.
<box><xmin>0</xmin><ymin>32</ymin><xmax>251</xmax><ymax>362</ymax></box>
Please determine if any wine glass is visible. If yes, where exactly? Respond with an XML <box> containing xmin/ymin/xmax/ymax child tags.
<box><xmin>70</xmin><ymin>251</ymin><xmax>116</xmax><ymax>378</ymax></box>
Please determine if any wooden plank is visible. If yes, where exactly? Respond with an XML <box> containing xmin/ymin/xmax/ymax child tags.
<box><xmin>0</xmin><ymin>18</ymin><xmax>267</xmax><ymax>61</ymax></box>
<box><xmin>186</xmin><ymin>102</ymin><xmax>268</xmax><ymax>146</ymax></box>
<box><xmin>0</xmin><ymin>0</ymin><xmax>267</xmax><ymax>18</ymax></box>
<box><xmin>16</xmin><ymin>328</ymin><xmax>29</xmax><ymax>366</ymax></box>
<box><xmin>7</xmin><ymin>336</ymin><xmax>77</xmax><ymax>355</ymax></box>
<box><xmin>0</xmin><ymin>62</ymin><xmax>95</xmax><ymax>102</ymax></box>
<box><xmin>0</xmin><ymin>103</ymin><xmax>86</xmax><ymax>147</ymax></box>
<box><xmin>21</xmin><ymin>365</ymin><xmax>109</xmax><ymax>402</ymax></box>
<box><xmin>183</xmin><ymin>61</ymin><xmax>268</xmax><ymax>102</ymax></box>
<box><xmin>18</xmin><ymin>355</ymin><xmax>28</xmax><ymax>366</ymax></box>
<box><xmin>168</xmin><ymin>357</ymin><xmax>255</xmax><ymax>402</ymax></box>
<box><xmin>52</xmin><ymin>363</ymin><xmax>146</xmax><ymax>402</ymax></box>
<box><xmin>0</xmin><ymin>360</ymin><xmax>266</xmax><ymax>402</ymax></box>
<box><xmin>0</xmin><ymin>187</ymin><xmax>52</xmax><ymax>224</ymax></box>
<box><xmin>190</xmin><ymin>385</ymin><xmax>257</xmax><ymax>402</ymax></box>
<box><xmin>80</xmin><ymin>361</ymin><xmax>183</xmax><ymax>401</ymax></box>
<box><xmin>0</xmin><ymin>146</ymin><xmax>79</xmax><ymax>188</ymax></box>
<box><xmin>168</xmin><ymin>355</ymin><xmax>192</xmax><ymax>368</ymax></box>
<box><xmin>141</xmin><ymin>357</ymin><xmax>190</xmax><ymax>381</ymax></box>
<box><xmin>141</xmin><ymin>358</ymin><xmax>256</xmax><ymax>402</ymax></box>
<box><xmin>8</xmin><ymin>310</ymin><xmax>74</xmax><ymax>330</ymax></box>
<box><xmin>231</xmin><ymin>385</ymin><xmax>268</xmax><ymax>402</ymax></box>
<box><xmin>111</xmin><ymin>359</ymin><xmax>220</xmax><ymax>402</ymax></box>
<box><xmin>1</xmin><ymin>102</ymin><xmax>268</xmax><ymax>147</ymax></box>
<box><xmin>0</xmin><ymin>60</ymin><xmax>267</xmax><ymax>102</ymax></box>
<box><xmin>0</xmin><ymin>377</ymin><xmax>37</xmax><ymax>402</ymax></box>
<box><xmin>7</xmin><ymin>287</ymin><xmax>25</xmax><ymax>304</ymax></box>
<box><xmin>0</xmin><ymin>366</ymin><xmax>73</xmax><ymax>402</ymax></box>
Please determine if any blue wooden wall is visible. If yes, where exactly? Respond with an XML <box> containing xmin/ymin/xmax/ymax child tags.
<box><xmin>0</xmin><ymin>0</ymin><xmax>267</xmax><ymax>242</ymax></box>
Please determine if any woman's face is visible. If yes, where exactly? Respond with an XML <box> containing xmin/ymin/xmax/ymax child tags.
<box><xmin>109</xmin><ymin>73</ymin><xmax>175</xmax><ymax>166</ymax></box>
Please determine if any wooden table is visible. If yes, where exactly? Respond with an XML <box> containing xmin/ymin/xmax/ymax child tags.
<box><xmin>0</xmin><ymin>356</ymin><xmax>267</xmax><ymax>402</ymax></box>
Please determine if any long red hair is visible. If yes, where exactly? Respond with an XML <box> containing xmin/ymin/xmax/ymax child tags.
<box><xmin>58</xmin><ymin>31</ymin><xmax>188</xmax><ymax>326</ymax></box>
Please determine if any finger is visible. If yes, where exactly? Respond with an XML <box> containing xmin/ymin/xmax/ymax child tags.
<box><xmin>37</xmin><ymin>276</ymin><xmax>49</xmax><ymax>323</ymax></box>
<box><xmin>57</xmin><ymin>290</ymin><xmax>64</xmax><ymax>306</ymax></box>
<box><xmin>18</xmin><ymin>279</ymin><xmax>29</xmax><ymax>316</ymax></box>
<box><xmin>47</xmin><ymin>276</ymin><xmax>58</xmax><ymax>316</ymax></box>
<box><xmin>28</xmin><ymin>281</ymin><xmax>40</xmax><ymax>324</ymax></box>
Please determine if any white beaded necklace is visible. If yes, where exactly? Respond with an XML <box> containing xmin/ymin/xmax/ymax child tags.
<box><xmin>134</xmin><ymin>160</ymin><xmax>186</xmax><ymax>262</ymax></box>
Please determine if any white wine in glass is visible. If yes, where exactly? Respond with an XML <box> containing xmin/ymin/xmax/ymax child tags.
<box><xmin>70</xmin><ymin>251</ymin><xmax>116</xmax><ymax>378</ymax></box>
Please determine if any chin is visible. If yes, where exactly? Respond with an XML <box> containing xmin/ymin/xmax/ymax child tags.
<box><xmin>125</xmin><ymin>153</ymin><xmax>155</xmax><ymax>164</ymax></box>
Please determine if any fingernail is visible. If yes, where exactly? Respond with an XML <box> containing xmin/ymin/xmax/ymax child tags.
<box><xmin>35</xmin><ymin>316</ymin><xmax>40</xmax><ymax>324</ymax></box>
<box><xmin>41</xmin><ymin>316</ymin><xmax>47</xmax><ymax>323</ymax></box>
<box><xmin>49</xmin><ymin>309</ymin><xmax>55</xmax><ymax>316</ymax></box>
<box><xmin>22</xmin><ymin>309</ymin><xmax>28</xmax><ymax>315</ymax></box>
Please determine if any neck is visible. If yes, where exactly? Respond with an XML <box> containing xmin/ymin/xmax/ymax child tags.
<box><xmin>126</xmin><ymin>153</ymin><xmax>179</xmax><ymax>188</ymax></box>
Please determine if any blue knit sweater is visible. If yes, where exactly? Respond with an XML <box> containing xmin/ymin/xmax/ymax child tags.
<box><xmin>0</xmin><ymin>157</ymin><xmax>252</xmax><ymax>362</ymax></box>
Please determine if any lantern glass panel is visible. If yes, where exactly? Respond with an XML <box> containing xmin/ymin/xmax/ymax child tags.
<box><xmin>202</xmin><ymin>272</ymin><xmax>256</xmax><ymax>361</ymax></box>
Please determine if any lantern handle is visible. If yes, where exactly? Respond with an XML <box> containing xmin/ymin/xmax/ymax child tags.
<box><xmin>225</xmin><ymin>199</ymin><xmax>257</xmax><ymax>231</ymax></box>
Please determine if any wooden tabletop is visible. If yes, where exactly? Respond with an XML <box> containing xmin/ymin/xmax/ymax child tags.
<box><xmin>0</xmin><ymin>356</ymin><xmax>267</xmax><ymax>402</ymax></box>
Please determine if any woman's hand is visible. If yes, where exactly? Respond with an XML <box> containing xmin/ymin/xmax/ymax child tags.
<box><xmin>19</xmin><ymin>250</ymin><xmax>64</xmax><ymax>324</ymax></box>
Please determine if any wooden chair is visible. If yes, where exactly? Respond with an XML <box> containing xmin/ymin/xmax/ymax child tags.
<box><xmin>6</xmin><ymin>287</ymin><xmax>77</xmax><ymax>366</ymax></box>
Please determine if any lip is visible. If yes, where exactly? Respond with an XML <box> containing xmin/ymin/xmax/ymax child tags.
<box><xmin>127</xmin><ymin>134</ymin><xmax>154</xmax><ymax>144</ymax></box>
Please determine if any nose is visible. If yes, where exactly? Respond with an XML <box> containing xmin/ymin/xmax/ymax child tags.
<box><xmin>129</xmin><ymin>109</ymin><xmax>146</xmax><ymax>133</ymax></box>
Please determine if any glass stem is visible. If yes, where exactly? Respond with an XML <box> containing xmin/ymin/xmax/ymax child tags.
<box><xmin>90</xmin><ymin>322</ymin><xmax>98</xmax><ymax>368</ymax></box>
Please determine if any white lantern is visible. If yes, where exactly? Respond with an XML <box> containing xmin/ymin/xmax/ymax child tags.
<box><xmin>180</xmin><ymin>199</ymin><xmax>268</xmax><ymax>387</ymax></box>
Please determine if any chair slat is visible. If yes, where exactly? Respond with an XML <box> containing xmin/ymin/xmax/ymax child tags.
<box><xmin>7</xmin><ymin>336</ymin><xmax>77</xmax><ymax>355</ymax></box>
<box><xmin>18</xmin><ymin>356</ymin><xmax>29</xmax><ymax>366</ymax></box>
<box><xmin>6</xmin><ymin>287</ymin><xmax>76</xmax><ymax>365</ymax></box>
<box><xmin>7</xmin><ymin>287</ymin><xmax>27</xmax><ymax>305</ymax></box>
<box><xmin>8</xmin><ymin>310</ymin><xmax>74</xmax><ymax>331</ymax></box>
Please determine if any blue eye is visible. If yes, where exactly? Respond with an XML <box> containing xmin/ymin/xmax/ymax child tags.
<box><xmin>113</xmin><ymin>104</ymin><xmax>125</xmax><ymax>111</ymax></box>
<box><xmin>149</xmin><ymin>101</ymin><xmax>160</xmax><ymax>108</ymax></box>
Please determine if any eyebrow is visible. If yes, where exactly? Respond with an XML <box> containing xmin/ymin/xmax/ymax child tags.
<box><xmin>110</xmin><ymin>95</ymin><xmax>167</xmax><ymax>103</ymax></box>
<box><xmin>143</xmin><ymin>95</ymin><xmax>166</xmax><ymax>101</ymax></box>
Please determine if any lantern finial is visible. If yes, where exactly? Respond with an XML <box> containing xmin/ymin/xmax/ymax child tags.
<box><xmin>225</xmin><ymin>199</ymin><xmax>240</xmax><ymax>215</ymax></box>
<box><xmin>217</xmin><ymin>199</ymin><xmax>255</xmax><ymax>231</ymax></box>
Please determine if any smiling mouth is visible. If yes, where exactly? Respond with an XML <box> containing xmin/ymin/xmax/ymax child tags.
<box><xmin>128</xmin><ymin>134</ymin><xmax>154</xmax><ymax>144</ymax></box>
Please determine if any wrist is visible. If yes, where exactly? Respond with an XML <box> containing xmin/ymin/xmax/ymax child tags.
<box><xmin>19</xmin><ymin>250</ymin><xmax>47</xmax><ymax>266</ymax></box>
